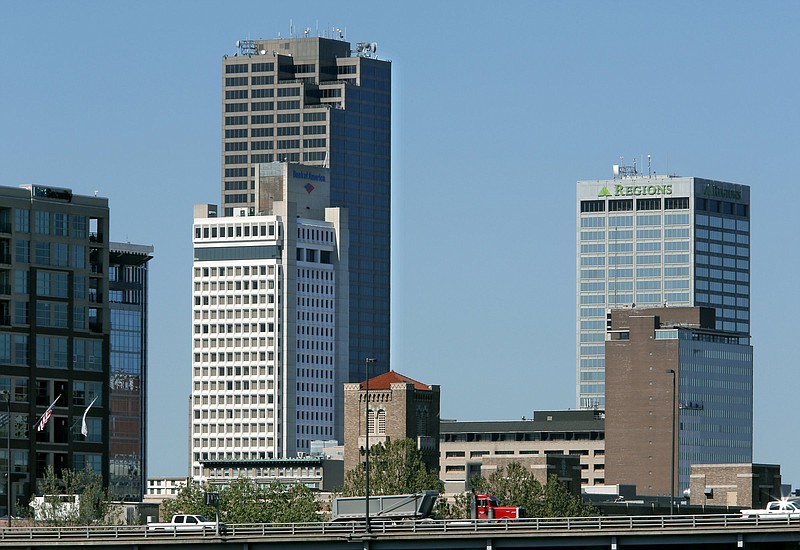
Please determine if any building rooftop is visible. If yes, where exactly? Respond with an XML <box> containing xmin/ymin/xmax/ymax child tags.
<box><xmin>441</xmin><ymin>410</ymin><xmax>605</xmax><ymax>434</ymax></box>
<box><xmin>360</xmin><ymin>370</ymin><xmax>432</xmax><ymax>391</ymax></box>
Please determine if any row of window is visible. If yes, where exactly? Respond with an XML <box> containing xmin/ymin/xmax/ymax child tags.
<box><xmin>12</xmin><ymin>210</ymin><xmax>90</xmax><ymax>239</ymax></box>
<box><xmin>581</xmin><ymin>197</ymin><xmax>690</xmax><ymax>213</ymax></box>
<box><xmin>195</xmin><ymin>223</ymin><xmax>276</xmax><ymax>240</ymax></box>
<box><xmin>581</xmin><ymin>213</ymin><xmax>691</xmax><ymax>228</ymax></box>
<box><xmin>14</xmin><ymin>240</ymin><xmax>87</xmax><ymax>269</ymax></box>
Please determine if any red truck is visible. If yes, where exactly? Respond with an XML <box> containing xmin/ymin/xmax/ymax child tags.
<box><xmin>473</xmin><ymin>493</ymin><xmax>524</xmax><ymax>519</ymax></box>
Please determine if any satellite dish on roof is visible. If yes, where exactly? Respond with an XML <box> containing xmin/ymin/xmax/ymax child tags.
<box><xmin>370</xmin><ymin>42</ymin><xmax>378</xmax><ymax>52</ymax></box>
<box><xmin>236</xmin><ymin>40</ymin><xmax>241</xmax><ymax>48</ymax></box>
<box><xmin>260</xmin><ymin>49</ymin><xmax>266</xmax><ymax>55</ymax></box>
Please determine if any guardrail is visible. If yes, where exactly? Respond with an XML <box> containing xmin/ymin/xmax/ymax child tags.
<box><xmin>1</xmin><ymin>514</ymin><xmax>799</xmax><ymax>542</ymax></box>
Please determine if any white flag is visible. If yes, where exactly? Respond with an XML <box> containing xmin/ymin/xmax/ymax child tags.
<box><xmin>81</xmin><ymin>396</ymin><xmax>98</xmax><ymax>437</ymax></box>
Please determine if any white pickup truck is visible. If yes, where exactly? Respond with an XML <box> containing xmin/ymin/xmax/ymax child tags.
<box><xmin>740</xmin><ymin>499</ymin><xmax>800</xmax><ymax>519</ymax></box>
<box><xmin>147</xmin><ymin>514</ymin><xmax>226</xmax><ymax>534</ymax></box>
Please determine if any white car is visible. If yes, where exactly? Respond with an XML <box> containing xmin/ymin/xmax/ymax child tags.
<box><xmin>740</xmin><ymin>499</ymin><xmax>800</xmax><ymax>519</ymax></box>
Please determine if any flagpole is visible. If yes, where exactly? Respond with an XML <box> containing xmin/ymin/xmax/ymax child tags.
<box><xmin>33</xmin><ymin>395</ymin><xmax>60</xmax><ymax>431</ymax></box>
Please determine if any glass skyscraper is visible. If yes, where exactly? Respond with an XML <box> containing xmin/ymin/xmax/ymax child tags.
<box><xmin>221</xmin><ymin>36</ymin><xmax>391</xmax><ymax>382</ymax></box>
<box><xmin>576</xmin><ymin>174</ymin><xmax>750</xmax><ymax>408</ymax></box>
<box><xmin>108</xmin><ymin>243</ymin><xmax>152</xmax><ymax>501</ymax></box>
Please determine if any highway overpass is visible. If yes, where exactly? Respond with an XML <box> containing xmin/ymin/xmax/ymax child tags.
<box><xmin>2</xmin><ymin>514</ymin><xmax>800</xmax><ymax>549</ymax></box>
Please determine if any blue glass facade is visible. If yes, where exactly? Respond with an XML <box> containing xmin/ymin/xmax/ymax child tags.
<box><xmin>108</xmin><ymin>243</ymin><xmax>152</xmax><ymax>501</ymax></box>
<box><xmin>222</xmin><ymin>38</ymin><xmax>391</xmax><ymax>383</ymax></box>
<box><xmin>677</xmin><ymin>330</ymin><xmax>753</xmax><ymax>491</ymax></box>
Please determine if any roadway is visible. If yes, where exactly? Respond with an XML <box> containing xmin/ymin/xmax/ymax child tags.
<box><xmin>2</xmin><ymin>514</ymin><xmax>800</xmax><ymax>549</ymax></box>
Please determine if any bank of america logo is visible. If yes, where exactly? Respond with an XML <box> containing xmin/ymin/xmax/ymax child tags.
<box><xmin>598</xmin><ymin>186</ymin><xmax>612</xmax><ymax>197</ymax></box>
<box><xmin>304</xmin><ymin>183</ymin><xmax>315</xmax><ymax>194</ymax></box>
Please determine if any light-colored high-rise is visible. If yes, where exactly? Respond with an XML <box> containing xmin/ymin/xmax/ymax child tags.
<box><xmin>221</xmin><ymin>35</ymin><xmax>390</xmax><ymax>383</ymax></box>
<box><xmin>576</xmin><ymin>170</ymin><xmax>750</xmax><ymax>408</ymax></box>
<box><xmin>191</xmin><ymin>163</ymin><xmax>348</xmax><ymax>479</ymax></box>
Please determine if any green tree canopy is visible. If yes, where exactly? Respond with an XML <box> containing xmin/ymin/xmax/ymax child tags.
<box><xmin>161</xmin><ymin>478</ymin><xmax>321</xmax><ymax>524</ymax></box>
<box><xmin>470</xmin><ymin>463</ymin><xmax>596</xmax><ymax>518</ymax></box>
<box><xmin>339</xmin><ymin>438</ymin><xmax>442</xmax><ymax>497</ymax></box>
<box><xmin>34</xmin><ymin>466</ymin><xmax>115</xmax><ymax>525</ymax></box>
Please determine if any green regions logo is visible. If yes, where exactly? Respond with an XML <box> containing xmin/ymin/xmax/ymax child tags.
<box><xmin>703</xmin><ymin>183</ymin><xmax>742</xmax><ymax>201</ymax></box>
<box><xmin>598</xmin><ymin>184</ymin><xmax>672</xmax><ymax>198</ymax></box>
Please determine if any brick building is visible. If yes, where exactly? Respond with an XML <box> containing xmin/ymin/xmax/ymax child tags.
<box><xmin>605</xmin><ymin>306</ymin><xmax>752</xmax><ymax>498</ymax></box>
<box><xmin>690</xmin><ymin>463</ymin><xmax>780</xmax><ymax>508</ymax></box>
<box><xmin>343</xmin><ymin>371</ymin><xmax>439</xmax><ymax>475</ymax></box>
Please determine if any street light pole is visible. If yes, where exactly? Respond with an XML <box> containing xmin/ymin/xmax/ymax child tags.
<box><xmin>667</xmin><ymin>369</ymin><xmax>676</xmax><ymax>516</ymax></box>
<box><xmin>364</xmin><ymin>357</ymin><xmax>375</xmax><ymax>534</ymax></box>
<box><xmin>1</xmin><ymin>390</ymin><xmax>10</xmax><ymax>527</ymax></box>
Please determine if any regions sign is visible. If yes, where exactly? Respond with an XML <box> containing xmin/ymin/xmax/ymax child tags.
<box><xmin>598</xmin><ymin>184</ymin><xmax>673</xmax><ymax>198</ymax></box>
<box><xmin>703</xmin><ymin>183</ymin><xmax>742</xmax><ymax>201</ymax></box>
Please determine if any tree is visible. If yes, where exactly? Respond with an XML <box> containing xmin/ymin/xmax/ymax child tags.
<box><xmin>161</xmin><ymin>478</ymin><xmax>321</xmax><ymax>524</ymax></box>
<box><xmin>159</xmin><ymin>480</ymin><xmax>215</xmax><ymax>521</ymax></box>
<box><xmin>33</xmin><ymin>466</ymin><xmax>117</xmax><ymax>525</ymax></box>
<box><xmin>469</xmin><ymin>463</ymin><xmax>596</xmax><ymax>518</ymax></box>
<box><xmin>340</xmin><ymin>438</ymin><xmax>441</xmax><ymax>497</ymax></box>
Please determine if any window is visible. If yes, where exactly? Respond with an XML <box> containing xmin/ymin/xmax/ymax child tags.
<box><xmin>225</xmin><ymin>77</ymin><xmax>248</xmax><ymax>86</ymax></box>
<box><xmin>225</xmin><ymin>63</ymin><xmax>248</xmax><ymax>74</ymax></box>
<box><xmin>252</xmin><ymin>62</ymin><xmax>274</xmax><ymax>72</ymax></box>
<box><xmin>15</xmin><ymin>209</ymin><xmax>29</xmax><ymax>233</ymax></box>
<box><xmin>72</xmin><ymin>216</ymin><xmax>87</xmax><ymax>238</ymax></box>
<box><xmin>665</xmin><ymin>197</ymin><xmax>689</xmax><ymax>209</ymax></box>
<box><xmin>15</xmin><ymin>240</ymin><xmax>29</xmax><ymax>263</ymax></box>
<box><xmin>636</xmin><ymin>198</ymin><xmax>661</xmax><ymax>210</ymax></box>
<box><xmin>34</xmin><ymin>211</ymin><xmax>50</xmax><ymax>235</ymax></box>
<box><xmin>608</xmin><ymin>199</ymin><xmax>633</xmax><ymax>212</ymax></box>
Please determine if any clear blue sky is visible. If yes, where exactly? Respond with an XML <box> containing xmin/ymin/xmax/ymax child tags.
<box><xmin>2</xmin><ymin>1</ymin><xmax>799</xmax><ymax>484</ymax></box>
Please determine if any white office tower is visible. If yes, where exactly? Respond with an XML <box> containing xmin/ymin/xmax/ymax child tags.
<box><xmin>576</xmin><ymin>168</ymin><xmax>750</xmax><ymax>409</ymax></box>
<box><xmin>191</xmin><ymin>162</ymin><xmax>348</xmax><ymax>480</ymax></box>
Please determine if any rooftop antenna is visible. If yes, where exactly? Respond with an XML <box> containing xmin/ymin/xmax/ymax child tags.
<box><xmin>648</xmin><ymin>155</ymin><xmax>652</xmax><ymax>178</ymax></box>
<box><xmin>304</xmin><ymin>27</ymin><xmax>311</xmax><ymax>37</ymax></box>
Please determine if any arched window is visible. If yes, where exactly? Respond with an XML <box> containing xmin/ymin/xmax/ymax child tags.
<box><xmin>377</xmin><ymin>409</ymin><xmax>386</xmax><ymax>434</ymax></box>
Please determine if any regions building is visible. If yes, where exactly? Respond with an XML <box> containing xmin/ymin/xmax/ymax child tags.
<box><xmin>439</xmin><ymin>410</ymin><xmax>606</xmax><ymax>493</ymax></box>
<box><xmin>191</xmin><ymin>162</ymin><xmax>348</xmax><ymax>478</ymax></box>
<box><xmin>343</xmin><ymin>371</ymin><xmax>440</xmax><ymax>476</ymax></box>
<box><xmin>0</xmin><ymin>184</ymin><xmax>110</xmax><ymax>516</ymax></box>
<box><xmin>221</xmin><ymin>35</ymin><xmax>391</xmax><ymax>384</ymax></box>
<box><xmin>604</xmin><ymin>306</ymin><xmax>753</xmax><ymax>498</ymax></box>
<box><xmin>576</xmin><ymin>170</ymin><xmax>750</xmax><ymax>408</ymax></box>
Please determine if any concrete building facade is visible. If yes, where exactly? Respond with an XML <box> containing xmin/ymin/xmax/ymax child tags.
<box><xmin>221</xmin><ymin>35</ymin><xmax>391</xmax><ymax>385</ymax></box>
<box><xmin>343</xmin><ymin>371</ymin><xmax>440</xmax><ymax>475</ymax></box>
<box><xmin>439</xmin><ymin>410</ymin><xmax>606</xmax><ymax>493</ymax></box>
<box><xmin>576</xmin><ymin>172</ymin><xmax>750</xmax><ymax>408</ymax></box>
<box><xmin>191</xmin><ymin>162</ymin><xmax>348</xmax><ymax>478</ymax></box>
<box><xmin>604</xmin><ymin>306</ymin><xmax>753</xmax><ymax>498</ymax></box>
<box><xmin>0</xmin><ymin>184</ymin><xmax>110</xmax><ymax>515</ymax></box>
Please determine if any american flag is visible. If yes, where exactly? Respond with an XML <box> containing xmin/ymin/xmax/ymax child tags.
<box><xmin>36</xmin><ymin>395</ymin><xmax>60</xmax><ymax>432</ymax></box>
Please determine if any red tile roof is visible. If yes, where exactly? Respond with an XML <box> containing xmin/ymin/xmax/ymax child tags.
<box><xmin>360</xmin><ymin>370</ymin><xmax>431</xmax><ymax>391</ymax></box>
